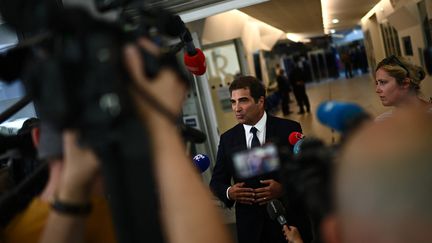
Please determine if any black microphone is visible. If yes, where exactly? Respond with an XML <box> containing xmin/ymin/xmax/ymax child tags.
<box><xmin>267</xmin><ymin>199</ymin><xmax>287</xmax><ymax>226</ymax></box>
<box><xmin>179</xmin><ymin>125</ymin><xmax>206</xmax><ymax>144</ymax></box>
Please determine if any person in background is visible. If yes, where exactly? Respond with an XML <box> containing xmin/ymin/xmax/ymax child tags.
<box><xmin>374</xmin><ymin>55</ymin><xmax>432</xmax><ymax>121</ymax></box>
<box><xmin>289</xmin><ymin>58</ymin><xmax>311</xmax><ymax>114</ymax></box>
<box><xmin>340</xmin><ymin>51</ymin><xmax>353</xmax><ymax>79</ymax></box>
<box><xmin>0</xmin><ymin>118</ymin><xmax>41</xmax><ymax>195</ymax></box>
<box><xmin>276</xmin><ymin>68</ymin><xmax>293</xmax><ymax>116</ymax></box>
<box><xmin>1</xmin><ymin>121</ymin><xmax>116</xmax><ymax>243</ymax></box>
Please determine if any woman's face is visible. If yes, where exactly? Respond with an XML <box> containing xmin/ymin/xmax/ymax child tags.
<box><xmin>375</xmin><ymin>68</ymin><xmax>408</xmax><ymax>106</ymax></box>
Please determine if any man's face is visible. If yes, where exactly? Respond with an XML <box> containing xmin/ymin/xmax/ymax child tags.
<box><xmin>230</xmin><ymin>88</ymin><xmax>264</xmax><ymax>125</ymax></box>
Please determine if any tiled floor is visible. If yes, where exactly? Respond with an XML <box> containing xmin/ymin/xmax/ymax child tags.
<box><xmin>273</xmin><ymin>72</ymin><xmax>432</xmax><ymax>144</ymax></box>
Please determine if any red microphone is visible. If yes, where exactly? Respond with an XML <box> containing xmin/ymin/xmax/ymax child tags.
<box><xmin>288</xmin><ymin>132</ymin><xmax>304</xmax><ymax>145</ymax></box>
<box><xmin>184</xmin><ymin>48</ymin><xmax>206</xmax><ymax>76</ymax></box>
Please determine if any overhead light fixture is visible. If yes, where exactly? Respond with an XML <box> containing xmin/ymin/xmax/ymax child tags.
<box><xmin>332</xmin><ymin>18</ymin><xmax>339</xmax><ymax>24</ymax></box>
<box><xmin>179</xmin><ymin>0</ymin><xmax>269</xmax><ymax>23</ymax></box>
<box><xmin>330</xmin><ymin>29</ymin><xmax>336</xmax><ymax>34</ymax></box>
<box><xmin>321</xmin><ymin>0</ymin><xmax>329</xmax><ymax>33</ymax></box>
<box><xmin>286</xmin><ymin>33</ymin><xmax>302</xmax><ymax>42</ymax></box>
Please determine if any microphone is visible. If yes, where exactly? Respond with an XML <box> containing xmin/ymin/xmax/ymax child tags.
<box><xmin>317</xmin><ymin>101</ymin><xmax>370</xmax><ymax>134</ymax></box>
<box><xmin>288</xmin><ymin>132</ymin><xmax>304</xmax><ymax>155</ymax></box>
<box><xmin>183</xmin><ymin>48</ymin><xmax>206</xmax><ymax>76</ymax></box>
<box><xmin>173</xmin><ymin>16</ymin><xmax>206</xmax><ymax>76</ymax></box>
<box><xmin>267</xmin><ymin>199</ymin><xmax>287</xmax><ymax>226</ymax></box>
<box><xmin>179</xmin><ymin>125</ymin><xmax>207</xmax><ymax>144</ymax></box>
<box><xmin>288</xmin><ymin>132</ymin><xmax>303</xmax><ymax>145</ymax></box>
<box><xmin>192</xmin><ymin>153</ymin><xmax>210</xmax><ymax>173</ymax></box>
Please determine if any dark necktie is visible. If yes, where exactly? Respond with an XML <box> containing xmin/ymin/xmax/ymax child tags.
<box><xmin>250</xmin><ymin>127</ymin><xmax>261</xmax><ymax>148</ymax></box>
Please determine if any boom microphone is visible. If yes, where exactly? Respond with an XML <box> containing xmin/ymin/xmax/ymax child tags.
<box><xmin>183</xmin><ymin>48</ymin><xmax>206</xmax><ymax>76</ymax></box>
<box><xmin>317</xmin><ymin>101</ymin><xmax>370</xmax><ymax>134</ymax></box>
<box><xmin>179</xmin><ymin>124</ymin><xmax>206</xmax><ymax>144</ymax></box>
<box><xmin>173</xmin><ymin>16</ymin><xmax>206</xmax><ymax>75</ymax></box>
<box><xmin>267</xmin><ymin>199</ymin><xmax>287</xmax><ymax>226</ymax></box>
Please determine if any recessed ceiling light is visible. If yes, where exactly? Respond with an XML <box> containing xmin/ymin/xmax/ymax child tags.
<box><xmin>332</xmin><ymin>18</ymin><xmax>339</xmax><ymax>24</ymax></box>
<box><xmin>330</xmin><ymin>29</ymin><xmax>336</xmax><ymax>34</ymax></box>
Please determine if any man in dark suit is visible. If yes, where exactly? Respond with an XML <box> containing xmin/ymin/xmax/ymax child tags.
<box><xmin>210</xmin><ymin>76</ymin><xmax>311</xmax><ymax>243</ymax></box>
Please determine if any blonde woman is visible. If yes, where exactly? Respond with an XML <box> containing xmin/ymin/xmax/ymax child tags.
<box><xmin>374</xmin><ymin>55</ymin><xmax>431</xmax><ymax>121</ymax></box>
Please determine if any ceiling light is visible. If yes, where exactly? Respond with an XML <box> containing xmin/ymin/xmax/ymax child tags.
<box><xmin>330</xmin><ymin>29</ymin><xmax>336</xmax><ymax>34</ymax></box>
<box><xmin>332</xmin><ymin>18</ymin><xmax>339</xmax><ymax>24</ymax></box>
<box><xmin>286</xmin><ymin>33</ymin><xmax>302</xmax><ymax>42</ymax></box>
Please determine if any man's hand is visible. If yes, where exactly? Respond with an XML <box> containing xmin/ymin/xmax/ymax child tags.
<box><xmin>228</xmin><ymin>182</ymin><xmax>255</xmax><ymax>205</ymax></box>
<box><xmin>254</xmin><ymin>179</ymin><xmax>284</xmax><ymax>205</ymax></box>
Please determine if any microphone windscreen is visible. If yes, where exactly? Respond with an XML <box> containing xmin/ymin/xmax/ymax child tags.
<box><xmin>266</xmin><ymin>199</ymin><xmax>286</xmax><ymax>221</ymax></box>
<box><xmin>184</xmin><ymin>48</ymin><xmax>206</xmax><ymax>75</ymax></box>
<box><xmin>293</xmin><ymin>139</ymin><xmax>304</xmax><ymax>155</ymax></box>
<box><xmin>288</xmin><ymin>132</ymin><xmax>303</xmax><ymax>145</ymax></box>
<box><xmin>192</xmin><ymin>154</ymin><xmax>210</xmax><ymax>173</ymax></box>
<box><xmin>180</xmin><ymin>125</ymin><xmax>206</xmax><ymax>144</ymax></box>
<box><xmin>317</xmin><ymin>101</ymin><xmax>366</xmax><ymax>133</ymax></box>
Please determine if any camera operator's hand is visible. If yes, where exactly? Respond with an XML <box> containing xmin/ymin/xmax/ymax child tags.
<box><xmin>228</xmin><ymin>182</ymin><xmax>255</xmax><ymax>205</ymax></box>
<box><xmin>41</xmin><ymin>130</ymin><xmax>103</xmax><ymax>243</ymax></box>
<box><xmin>125</xmin><ymin>38</ymin><xmax>187</xmax><ymax>118</ymax></box>
<box><xmin>254</xmin><ymin>179</ymin><xmax>284</xmax><ymax>205</ymax></box>
<box><xmin>282</xmin><ymin>225</ymin><xmax>303</xmax><ymax>243</ymax></box>
<box><xmin>57</xmin><ymin>130</ymin><xmax>101</xmax><ymax>204</ymax></box>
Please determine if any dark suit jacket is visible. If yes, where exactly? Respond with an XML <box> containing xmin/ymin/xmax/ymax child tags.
<box><xmin>210</xmin><ymin>115</ymin><xmax>312</xmax><ymax>243</ymax></box>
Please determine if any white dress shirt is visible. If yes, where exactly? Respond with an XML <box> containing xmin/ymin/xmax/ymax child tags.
<box><xmin>242</xmin><ymin>112</ymin><xmax>267</xmax><ymax>149</ymax></box>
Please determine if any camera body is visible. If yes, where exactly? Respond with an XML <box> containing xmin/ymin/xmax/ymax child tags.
<box><xmin>0</xmin><ymin>1</ymin><xmax>191</xmax><ymax>242</ymax></box>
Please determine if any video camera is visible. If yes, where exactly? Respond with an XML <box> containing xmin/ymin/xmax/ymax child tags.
<box><xmin>0</xmin><ymin>0</ymin><xmax>202</xmax><ymax>242</ymax></box>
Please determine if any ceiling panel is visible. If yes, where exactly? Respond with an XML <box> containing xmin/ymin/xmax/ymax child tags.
<box><xmin>326</xmin><ymin>0</ymin><xmax>381</xmax><ymax>30</ymax></box>
<box><xmin>240</xmin><ymin>0</ymin><xmax>381</xmax><ymax>37</ymax></box>
<box><xmin>240</xmin><ymin>0</ymin><xmax>323</xmax><ymax>35</ymax></box>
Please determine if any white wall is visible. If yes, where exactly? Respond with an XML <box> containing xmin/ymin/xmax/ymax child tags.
<box><xmin>362</xmin><ymin>13</ymin><xmax>386</xmax><ymax>67</ymax></box>
<box><xmin>398</xmin><ymin>25</ymin><xmax>425</xmax><ymax>66</ymax></box>
<box><xmin>361</xmin><ymin>0</ymin><xmax>428</xmax><ymax>66</ymax></box>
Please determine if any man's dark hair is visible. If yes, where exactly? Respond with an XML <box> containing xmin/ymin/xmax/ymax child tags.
<box><xmin>229</xmin><ymin>76</ymin><xmax>266</xmax><ymax>103</ymax></box>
